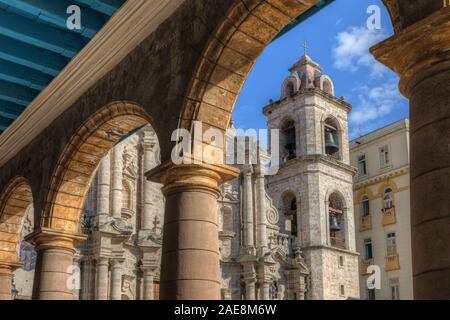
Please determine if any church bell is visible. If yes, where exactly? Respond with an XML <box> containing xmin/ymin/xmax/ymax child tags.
<box><xmin>329</xmin><ymin>214</ymin><xmax>341</xmax><ymax>232</ymax></box>
<box><xmin>325</xmin><ymin>131</ymin><xmax>339</xmax><ymax>154</ymax></box>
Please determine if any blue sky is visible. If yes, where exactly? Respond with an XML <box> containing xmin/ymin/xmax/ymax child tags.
<box><xmin>232</xmin><ymin>0</ymin><xmax>409</xmax><ymax>141</ymax></box>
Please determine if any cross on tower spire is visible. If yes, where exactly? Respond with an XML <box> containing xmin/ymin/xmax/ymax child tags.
<box><xmin>302</xmin><ymin>40</ymin><xmax>309</xmax><ymax>56</ymax></box>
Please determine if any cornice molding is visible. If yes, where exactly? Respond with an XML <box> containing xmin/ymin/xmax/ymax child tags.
<box><xmin>0</xmin><ymin>0</ymin><xmax>185</xmax><ymax>167</ymax></box>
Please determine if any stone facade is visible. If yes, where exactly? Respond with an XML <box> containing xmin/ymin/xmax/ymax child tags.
<box><xmin>11</xmin><ymin>53</ymin><xmax>361</xmax><ymax>301</ymax></box>
<box><xmin>351</xmin><ymin>119</ymin><xmax>413</xmax><ymax>300</ymax></box>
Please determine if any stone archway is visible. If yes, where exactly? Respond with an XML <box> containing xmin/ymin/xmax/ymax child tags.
<box><xmin>0</xmin><ymin>176</ymin><xmax>33</xmax><ymax>300</ymax></box>
<box><xmin>42</xmin><ymin>101</ymin><xmax>152</xmax><ymax>235</ymax></box>
<box><xmin>28</xmin><ymin>101</ymin><xmax>153</xmax><ymax>300</ymax></box>
<box><xmin>179</xmin><ymin>0</ymin><xmax>319</xmax><ymax>140</ymax></box>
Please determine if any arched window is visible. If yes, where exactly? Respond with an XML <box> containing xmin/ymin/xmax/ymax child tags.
<box><xmin>329</xmin><ymin>192</ymin><xmax>345</xmax><ymax>249</ymax></box>
<box><xmin>284</xmin><ymin>81</ymin><xmax>295</xmax><ymax>97</ymax></box>
<box><xmin>282</xmin><ymin>192</ymin><xmax>298</xmax><ymax>237</ymax></box>
<box><xmin>324</xmin><ymin>118</ymin><xmax>341</xmax><ymax>159</ymax></box>
<box><xmin>383</xmin><ymin>188</ymin><xmax>394</xmax><ymax>210</ymax></box>
<box><xmin>322</xmin><ymin>79</ymin><xmax>333</xmax><ymax>95</ymax></box>
<box><xmin>281</xmin><ymin>119</ymin><xmax>296</xmax><ymax>162</ymax></box>
<box><xmin>361</xmin><ymin>195</ymin><xmax>370</xmax><ymax>217</ymax></box>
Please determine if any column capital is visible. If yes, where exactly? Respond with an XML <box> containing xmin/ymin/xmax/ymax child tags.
<box><xmin>0</xmin><ymin>260</ymin><xmax>22</xmax><ymax>275</ymax></box>
<box><xmin>24</xmin><ymin>227</ymin><xmax>86</xmax><ymax>254</ymax></box>
<box><xmin>146</xmin><ymin>161</ymin><xmax>240</xmax><ymax>196</ymax></box>
<box><xmin>371</xmin><ymin>7</ymin><xmax>450</xmax><ymax>97</ymax></box>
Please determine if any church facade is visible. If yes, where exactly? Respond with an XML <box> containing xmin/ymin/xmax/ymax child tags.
<box><xmin>12</xmin><ymin>53</ymin><xmax>359</xmax><ymax>300</ymax></box>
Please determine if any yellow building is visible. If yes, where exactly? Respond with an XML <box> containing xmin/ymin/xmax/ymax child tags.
<box><xmin>350</xmin><ymin>119</ymin><xmax>413</xmax><ymax>300</ymax></box>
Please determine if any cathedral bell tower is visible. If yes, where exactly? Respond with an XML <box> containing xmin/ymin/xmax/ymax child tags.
<box><xmin>263</xmin><ymin>49</ymin><xmax>360</xmax><ymax>300</ymax></box>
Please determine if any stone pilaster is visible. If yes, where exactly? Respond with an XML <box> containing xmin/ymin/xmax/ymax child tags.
<box><xmin>260</xmin><ymin>280</ymin><xmax>270</xmax><ymax>300</ymax></box>
<box><xmin>256</xmin><ymin>166</ymin><xmax>267</xmax><ymax>253</ymax></box>
<box><xmin>0</xmin><ymin>261</ymin><xmax>21</xmax><ymax>300</ymax></box>
<box><xmin>146</xmin><ymin>161</ymin><xmax>240</xmax><ymax>300</ymax></box>
<box><xmin>141</xmin><ymin>132</ymin><xmax>157</xmax><ymax>230</ymax></box>
<box><xmin>95</xmin><ymin>257</ymin><xmax>109</xmax><ymax>300</ymax></box>
<box><xmin>97</xmin><ymin>152</ymin><xmax>111</xmax><ymax>225</ymax></box>
<box><xmin>26</xmin><ymin>228</ymin><xmax>86</xmax><ymax>300</ymax></box>
<box><xmin>371</xmin><ymin>6</ymin><xmax>450</xmax><ymax>300</ymax></box>
<box><xmin>243</xmin><ymin>165</ymin><xmax>255</xmax><ymax>248</ymax></box>
<box><xmin>245</xmin><ymin>278</ymin><xmax>256</xmax><ymax>300</ymax></box>
<box><xmin>111</xmin><ymin>144</ymin><xmax>124</xmax><ymax>219</ymax></box>
<box><xmin>110</xmin><ymin>260</ymin><xmax>123</xmax><ymax>300</ymax></box>
<box><xmin>142</xmin><ymin>270</ymin><xmax>154</xmax><ymax>300</ymax></box>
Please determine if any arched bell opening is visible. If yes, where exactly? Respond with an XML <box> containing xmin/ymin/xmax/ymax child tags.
<box><xmin>280</xmin><ymin>119</ymin><xmax>297</xmax><ymax>163</ymax></box>
<box><xmin>328</xmin><ymin>192</ymin><xmax>346</xmax><ymax>249</ymax></box>
<box><xmin>323</xmin><ymin>117</ymin><xmax>341</xmax><ymax>160</ymax></box>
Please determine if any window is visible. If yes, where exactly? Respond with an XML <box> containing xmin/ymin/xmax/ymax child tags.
<box><xmin>340</xmin><ymin>285</ymin><xmax>345</xmax><ymax>296</ymax></box>
<box><xmin>282</xmin><ymin>193</ymin><xmax>298</xmax><ymax>237</ymax></box>
<box><xmin>383</xmin><ymin>188</ymin><xmax>394</xmax><ymax>210</ymax></box>
<box><xmin>386</xmin><ymin>232</ymin><xmax>397</xmax><ymax>255</ymax></box>
<box><xmin>389</xmin><ymin>278</ymin><xmax>400</xmax><ymax>300</ymax></box>
<box><xmin>361</xmin><ymin>195</ymin><xmax>370</xmax><ymax>217</ymax></box>
<box><xmin>286</xmin><ymin>82</ymin><xmax>295</xmax><ymax>96</ymax></box>
<box><xmin>281</xmin><ymin>120</ymin><xmax>296</xmax><ymax>162</ymax></box>
<box><xmin>339</xmin><ymin>256</ymin><xmax>344</xmax><ymax>267</ymax></box>
<box><xmin>358</xmin><ymin>154</ymin><xmax>367</xmax><ymax>176</ymax></box>
<box><xmin>364</xmin><ymin>238</ymin><xmax>373</xmax><ymax>260</ymax></box>
<box><xmin>380</xmin><ymin>145</ymin><xmax>390</xmax><ymax>168</ymax></box>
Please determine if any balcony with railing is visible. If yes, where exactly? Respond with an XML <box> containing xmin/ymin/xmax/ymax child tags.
<box><xmin>385</xmin><ymin>245</ymin><xmax>400</xmax><ymax>271</ymax></box>
<box><xmin>359</xmin><ymin>214</ymin><xmax>372</xmax><ymax>231</ymax></box>
<box><xmin>382</xmin><ymin>207</ymin><xmax>396</xmax><ymax>226</ymax></box>
<box><xmin>360</xmin><ymin>258</ymin><xmax>374</xmax><ymax>275</ymax></box>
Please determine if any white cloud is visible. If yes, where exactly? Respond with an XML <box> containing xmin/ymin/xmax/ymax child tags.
<box><xmin>349</xmin><ymin>77</ymin><xmax>405</xmax><ymax>136</ymax></box>
<box><xmin>332</xmin><ymin>26</ymin><xmax>387</xmax><ymax>78</ymax></box>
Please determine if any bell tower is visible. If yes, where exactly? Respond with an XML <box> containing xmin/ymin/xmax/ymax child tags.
<box><xmin>263</xmin><ymin>51</ymin><xmax>360</xmax><ymax>300</ymax></box>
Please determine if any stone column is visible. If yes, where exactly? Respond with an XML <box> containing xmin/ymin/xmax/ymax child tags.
<box><xmin>27</xmin><ymin>228</ymin><xmax>85</xmax><ymax>300</ymax></box>
<box><xmin>243</xmin><ymin>165</ymin><xmax>254</xmax><ymax>248</ymax></box>
<box><xmin>111</xmin><ymin>144</ymin><xmax>124</xmax><ymax>219</ymax></box>
<box><xmin>371</xmin><ymin>7</ymin><xmax>450</xmax><ymax>299</ymax></box>
<box><xmin>97</xmin><ymin>152</ymin><xmax>111</xmax><ymax>225</ymax></box>
<box><xmin>95</xmin><ymin>257</ymin><xmax>109</xmax><ymax>300</ymax></box>
<box><xmin>146</xmin><ymin>162</ymin><xmax>239</xmax><ymax>300</ymax></box>
<box><xmin>110</xmin><ymin>260</ymin><xmax>123</xmax><ymax>300</ymax></box>
<box><xmin>256</xmin><ymin>166</ymin><xmax>267</xmax><ymax>253</ymax></box>
<box><xmin>245</xmin><ymin>279</ymin><xmax>256</xmax><ymax>300</ymax></box>
<box><xmin>0</xmin><ymin>261</ymin><xmax>21</xmax><ymax>300</ymax></box>
<box><xmin>141</xmin><ymin>132</ymin><xmax>157</xmax><ymax>230</ymax></box>
<box><xmin>261</xmin><ymin>281</ymin><xmax>270</xmax><ymax>300</ymax></box>
<box><xmin>142</xmin><ymin>270</ymin><xmax>154</xmax><ymax>300</ymax></box>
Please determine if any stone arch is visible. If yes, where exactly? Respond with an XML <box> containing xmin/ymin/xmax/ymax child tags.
<box><xmin>320</xmin><ymin>75</ymin><xmax>334</xmax><ymax>96</ymax></box>
<box><xmin>280</xmin><ymin>190</ymin><xmax>298</xmax><ymax>237</ymax></box>
<box><xmin>322</xmin><ymin>114</ymin><xmax>343</xmax><ymax>159</ymax></box>
<box><xmin>42</xmin><ymin>101</ymin><xmax>153</xmax><ymax>235</ymax></box>
<box><xmin>280</xmin><ymin>117</ymin><xmax>297</xmax><ymax>162</ymax></box>
<box><xmin>354</xmin><ymin>187</ymin><xmax>376</xmax><ymax>204</ymax></box>
<box><xmin>0</xmin><ymin>177</ymin><xmax>34</xmax><ymax>264</ymax></box>
<box><xmin>377</xmin><ymin>179</ymin><xmax>399</xmax><ymax>197</ymax></box>
<box><xmin>179</xmin><ymin>0</ymin><xmax>316</xmax><ymax>136</ymax></box>
<box><xmin>281</xmin><ymin>75</ymin><xmax>300</xmax><ymax>98</ymax></box>
<box><xmin>325</xmin><ymin>189</ymin><xmax>348</xmax><ymax>249</ymax></box>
